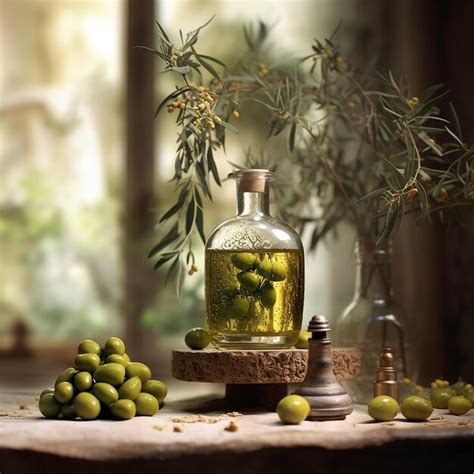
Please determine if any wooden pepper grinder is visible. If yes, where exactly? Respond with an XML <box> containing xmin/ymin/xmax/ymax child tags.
<box><xmin>295</xmin><ymin>315</ymin><xmax>353</xmax><ymax>420</ymax></box>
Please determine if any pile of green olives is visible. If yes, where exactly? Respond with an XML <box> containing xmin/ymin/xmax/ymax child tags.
<box><xmin>38</xmin><ymin>337</ymin><xmax>168</xmax><ymax>421</ymax></box>
<box><xmin>229</xmin><ymin>252</ymin><xmax>288</xmax><ymax>315</ymax></box>
<box><xmin>368</xmin><ymin>379</ymin><xmax>473</xmax><ymax>422</ymax></box>
<box><xmin>429</xmin><ymin>381</ymin><xmax>473</xmax><ymax>415</ymax></box>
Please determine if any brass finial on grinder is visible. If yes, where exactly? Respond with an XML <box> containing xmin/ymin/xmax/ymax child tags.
<box><xmin>294</xmin><ymin>315</ymin><xmax>353</xmax><ymax>421</ymax></box>
<box><xmin>373</xmin><ymin>347</ymin><xmax>398</xmax><ymax>401</ymax></box>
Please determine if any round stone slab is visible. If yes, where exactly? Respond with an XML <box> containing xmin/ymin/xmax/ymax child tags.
<box><xmin>172</xmin><ymin>348</ymin><xmax>361</xmax><ymax>384</ymax></box>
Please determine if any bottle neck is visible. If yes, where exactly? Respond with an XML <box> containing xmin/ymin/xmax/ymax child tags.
<box><xmin>236</xmin><ymin>186</ymin><xmax>270</xmax><ymax>216</ymax></box>
<box><xmin>353</xmin><ymin>241</ymin><xmax>393</xmax><ymax>302</ymax></box>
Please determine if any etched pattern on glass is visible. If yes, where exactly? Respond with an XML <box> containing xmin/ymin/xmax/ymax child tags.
<box><xmin>213</xmin><ymin>225</ymin><xmax>272</xmax><ymax>250</ymax></box>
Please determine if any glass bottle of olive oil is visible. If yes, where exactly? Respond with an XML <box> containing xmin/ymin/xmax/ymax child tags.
<box><xmin>205</xmin><ymin>169</ymin><xmax>304</xmax><ymax>349</ymax></box>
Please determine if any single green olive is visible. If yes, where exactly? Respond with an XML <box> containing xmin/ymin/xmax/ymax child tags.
<box><xmin>104</xmin><ymin>336</ymin><xmax>126</xmax><ymax>356</ymax></box>
<box><xmin>39</xmin><ymin>393</ymin><xmax>62</xmax><ymax>419</ymax></box>
<box><xmin>135</xmin><ymin>393</ymin><xmax>159</xmax><ymax>416</ymax></box>
<box><xmin>430</xmin><ymin>387</ymin><xmax>456</xmax><ymax>409</ymax></box>
<box><xmin>270</xmin><ymin>261</ymin><xmax>288</xmax><ymax>281</ymax></box>
<box><xmin>77</xmin><ymin>339</ymin><xmax>102</xmax><ymax>356</ymax></box>
<box><xmin>466</xmin><ymin>387</ymin><xmax>474</xmax><ymax>405</ymax></box>
<box><xmin>93</xmin><ymin>382</ymin><xmax>119</xmax><ymax>405</ymax></box>
<box><xmin>118</xmin><ymin>376</ymin><xmax>142</xmax><ymax>401</ymax></box>
<box><xmin>74</xmin><ymin>371</ymin><xmax>93</xmax><ymax>392</ymax></box>
<box><xmin>368</xmin><ymin>395</ymin><xmax>399</xmax><ymax>421</ymax></box>
<box><xmin>277</xmin><ymin>395</ymin><xmax>310</xmax><ymax>424</ymax></box>
<box><xmin>294</xmin><ymin>331</ymin><xmax>311</xmax><ymax>349</ymax></box>
<box><xmin>260</xmin><ymin>281</ymin><xmax>276</xmax><ymax>307</ymax></box>
<box><xmin>237</xmin><ymin>271</ymin><xmax>262</xmax><ymax>292</ymax></box>
<box><xmin>54</xmin><ymin>381</ymin><xmax>74</xmax><ymax>404</ymax></box>
<box><xmin>256</xmin><ymin>257</ymin><xmax>273</xmax><ymax>279</ymax></box>
<box><xmin>230</xmin><ymin>296</ymin><xmax>249</xmax><ymax>317</ymax></box>
<box><xmin>73</xmin><ymin>392</ymin><xmax>101</xmax><ymax>420</ymax></box>
<box><xmin>40</xmin><ymin>388</ymin><xmax>54</xmax><ymax>398</ymax></box>
<box><xmin>123</xmin><ymin>353</ymin><xmax>131</xmax><ymax>364</ymax></box>
<box><xmin>142</xmin><ymin>380</ymin><xmax>168</xmax><ymax>403</ymax></box>
<box><xmin>111</xmin><ymin>399</ymin><xmax>136</xmax><ymax>420</ymax></box>
<box><xmin>61</xmin><ymin>402</ymin><xmax>76</xmax><ymax>420</ymax></box>
<box><xmin>401</xmin><ymin>396</ymin><xmax>433</xmax><ymax>421</ymax></box>
<box><xmin>447</xmin><ymin>396</ymin><xmax>472</xmax><ymax>415</ymax></box>
<box><xmin>125</xmin><ymin>362</ymin><xmax>152</xmax><ymax>383</ymax></box>
<box><xmin>231</xmin><ymin>252</ymin><xmax>257</xmax><ymax>271</ymax></box>
<box><xmin>94</xmin><ymin>363</ymin><xmax>126</xmax><ymax>386</ymax></box>
<box><xmin>74</xmin><ymin>353</ymin><xmax>101</xmax><ymax>373</ymax></box>
<box><xmin>184</xmin><ymin>328</ymin><xmax>211</xmax><ymax>350</ymax></box>
<box><xmin>55</xmin><ymin>367</ymin><xmax>76</xmax><ymax>386</ymax></box>
<box><xmin>106</xmin><ymin>354</ymin><xmax>129</xmax><ymax>367</ymax></box>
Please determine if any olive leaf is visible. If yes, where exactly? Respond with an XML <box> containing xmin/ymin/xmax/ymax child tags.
<box><xmin>148</xmin><ymin>223</ymin><xmax>179</xmax><ymax>258</ymax></box>
<box><xmin>193</xmin><ymin>51</ymin><xmax>223</xmax><ymax>82</ymax></box>
<box><xmin>185</xmin><ymin>199</ymin><xmax>195</xmax><ymax>235</ymax></box>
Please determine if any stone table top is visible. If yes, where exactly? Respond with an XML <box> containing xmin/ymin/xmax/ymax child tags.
<box><xmin>1</xmin><ymin>388</ymin><xmax>473</xmax><ymax>474</ymax></box>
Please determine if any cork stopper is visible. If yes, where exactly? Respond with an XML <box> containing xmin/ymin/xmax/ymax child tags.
<box><xmin>229</xmin><ymin>169</ymin><xmax>272</xmax><ymax>193</ymax></box>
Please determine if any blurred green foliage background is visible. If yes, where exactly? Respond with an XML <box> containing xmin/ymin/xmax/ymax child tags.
<box><xmin>1</xmin><ymin>0</ymin><xmax>361</xmax><ymax>348</ymax></box>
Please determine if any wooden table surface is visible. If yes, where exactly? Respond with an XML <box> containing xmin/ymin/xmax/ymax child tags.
<box><xmin>1</xmin><ymin>387</ymin><xmax>473</xmax><ymax>474</ymax></box>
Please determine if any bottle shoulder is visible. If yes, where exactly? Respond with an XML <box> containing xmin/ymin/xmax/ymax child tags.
<box><xmin>206</xmin><ymin>214</ymin><xmax>303</xmax><ymax>251</ymax></box>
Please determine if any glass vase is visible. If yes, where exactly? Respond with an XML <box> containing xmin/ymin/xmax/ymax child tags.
<box><xmin>205</xmin><ymin>169</ymin><xmax>304</xmax><ymax>349</ymax></box>
<box><xmin>333</xmin><ymin>239</ymin><xmax>417</xmax><ymax>403</ymax></box>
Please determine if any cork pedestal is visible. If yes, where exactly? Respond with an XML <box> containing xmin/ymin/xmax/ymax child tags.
<box><xmin>172</xmin><ymin>348</ymin><xmax>361</xmax><ymax>410</ymax></box>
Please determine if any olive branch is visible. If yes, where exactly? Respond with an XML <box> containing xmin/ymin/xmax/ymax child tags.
<box><xmin>145</xmin><ymin>18</ymin><xmax>474</xmax><ymax>296</ymax></box>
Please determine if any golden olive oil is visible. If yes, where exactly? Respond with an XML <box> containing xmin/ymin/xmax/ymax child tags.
<box><xmin>205</xmin><ymin>249</ymin><xmax>304</xmax><ymax>349</ymax></box>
